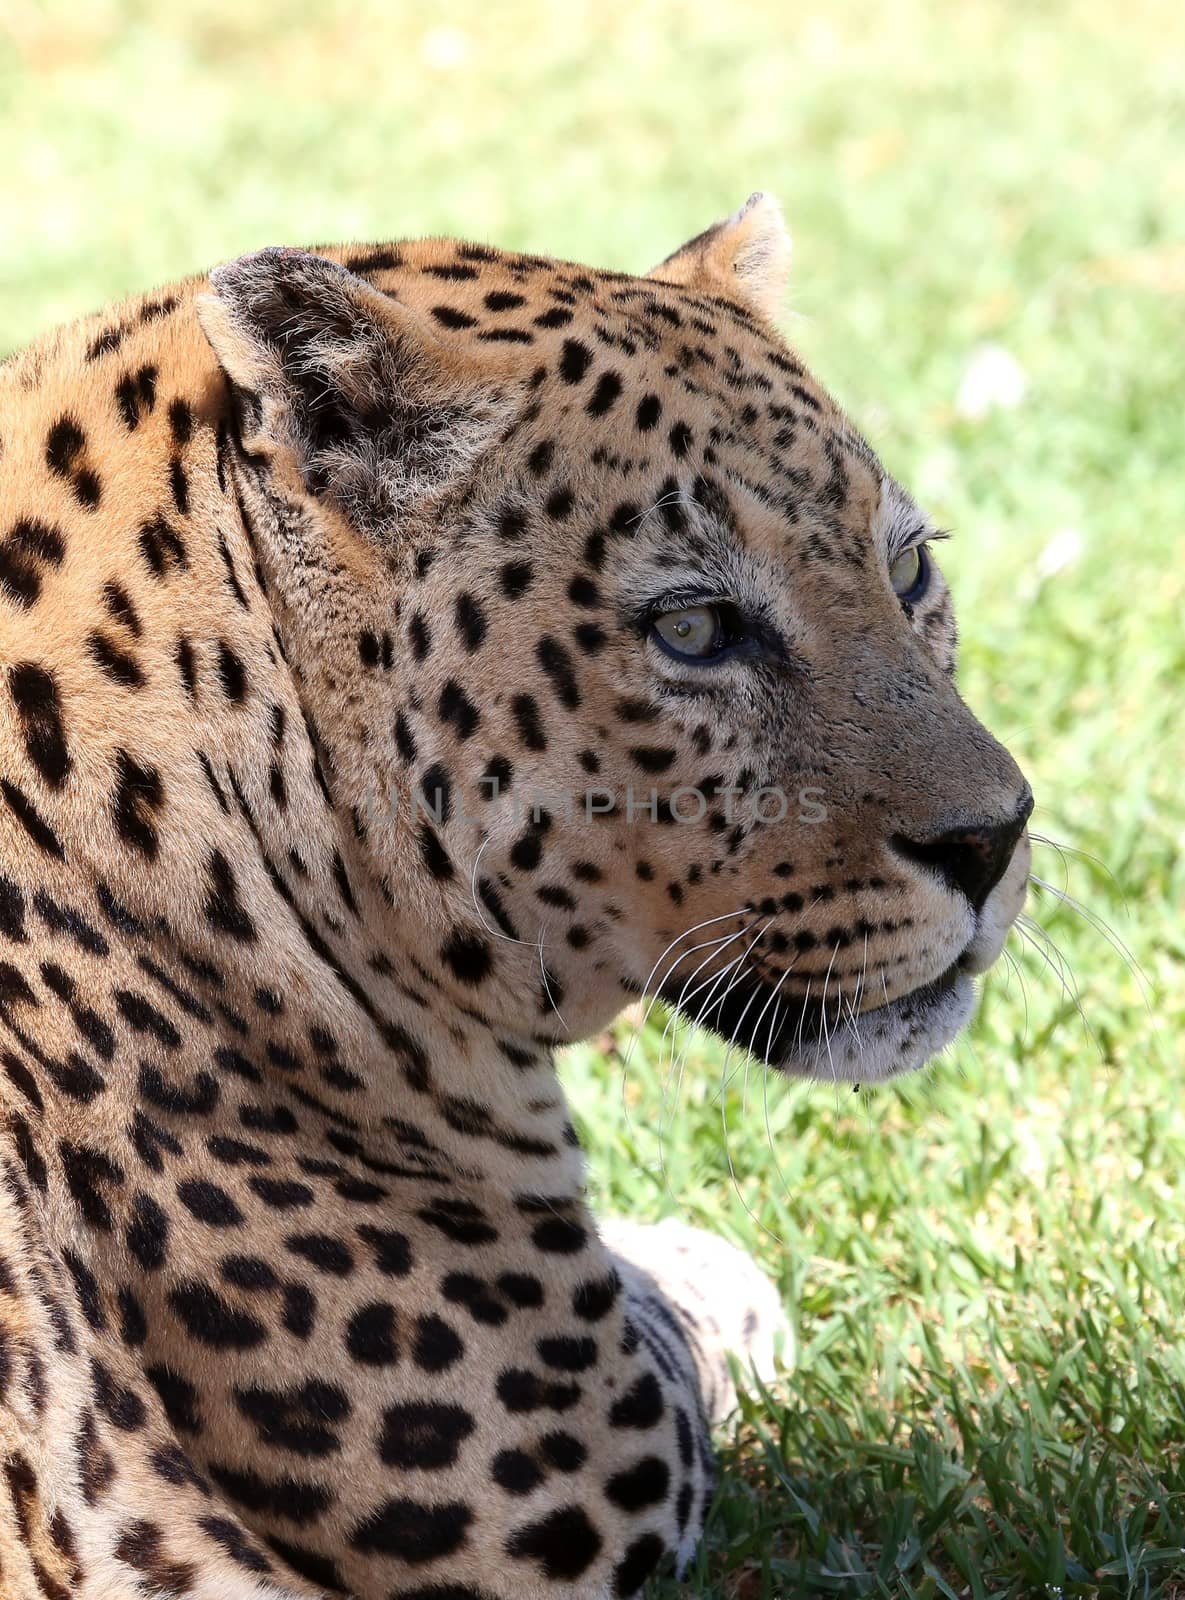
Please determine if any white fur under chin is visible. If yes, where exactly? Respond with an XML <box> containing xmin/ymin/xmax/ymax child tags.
<box><xmin>779</xmin><ymin>970</ymin><xmax>976</xmax><ymax>1085</ymax></box>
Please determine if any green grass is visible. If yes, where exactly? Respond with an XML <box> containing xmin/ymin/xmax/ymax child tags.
<box><xmin>3</xmin><ymin>2</ymin><xmax>1184</xmax><ymax>1593</ymax></box>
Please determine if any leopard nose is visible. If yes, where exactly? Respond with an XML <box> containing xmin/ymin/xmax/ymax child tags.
<box><xmin>892</xmin><ymin>788</ymin><xmax>1034</xmax><ymax>912</ymax></box>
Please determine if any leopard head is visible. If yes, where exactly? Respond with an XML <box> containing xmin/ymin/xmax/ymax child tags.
<box><xmin>198</xmin><ymin>195</ymin><xmax>1031</xmax><ymax>1084</ymax></box>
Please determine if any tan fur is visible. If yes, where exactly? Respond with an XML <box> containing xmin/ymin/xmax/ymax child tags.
<box><xmin>0</xmin><ymin>200</ymin><xmax>1029</xmax><ymax>1597</ymax></box>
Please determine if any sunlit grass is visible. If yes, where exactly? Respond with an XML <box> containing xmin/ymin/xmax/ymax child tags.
<box><xmin>2</xmin><ymin>2</ymin><xmax>1183</xmax><ymax>1592</ymax></box>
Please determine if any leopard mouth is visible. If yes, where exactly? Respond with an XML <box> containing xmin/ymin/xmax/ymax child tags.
<box><xmin>661</xmin><ymin>956</ymin><xmax>973</xmax><ymax>1081</ymax></box>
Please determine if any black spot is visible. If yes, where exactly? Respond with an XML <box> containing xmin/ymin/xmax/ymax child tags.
<box><xmin>442</xmin><ymin>1272</ymin><xmax>506</xmax><ymax>1327</ymax></box>
<box><xmin>493</xmin><ymin>1450</ymin><xmax>544</xmax><ymax>1495</ymax></box>
<box><xmin>536</xmin><ymin>637</ymin><xmax>580</xmax><ymax>709</ymax></box>
<box><xmin>199</xmin><ymin>1518</ymin><xmax>272</xmax><ymax>1574</ymax></box>
<box><xmin>573</xmin><ymin>1270</ymin><xmax>621</xmax><ymax>1321</ymax></box>
<box><xmin>0</xmin><ymin>877</ymin><xmax>26</xmax><ymax>942</ymax></box>
<box><xmin>345</xmin><ymin>1303</ymin><xmax>399</xmax><ymax>1366</ymax></box>
<box><xmin>9</xmin><ymin>663</ymin><xmax>70</xmax><ymax>789</ymax></box>
<box><xmin>419</xmin><ymin>762</ymin><xmax>452</xmax><ymax>824</ymax></box>
<box><xmin>412</xmin><ymin>1313</ymin><xmax>464</xmax><ymax>1373</ymax></box>
<box><xmin>498</xmin><ymin>504</ymin><xmax>527</xmax><ymax>540</ymax></box>
<box><xmin>509</xmin><ymin>824</ymin><xmax>545</xmax><ymax>872</ymax></box>
<box><xmin>378</xmin><ymin>1402</ymin><xmax>475</xmax><ymax>1470</ymax></box>
<box><xmin>140</xmin><ymin>516</ymin><xmax>188</xmax><ymax>579</ymax></box>
<box><xmin>283</xmin><ymin>1286</ymin><xmax>317</xmax><ymax>1340</ymax></box>
<box><xmin>46</xmin><ymin>416</ymin><xmax>85</xmax><ymax>477</ymax></box>
<box><xmin>91</xmin><ymin>1358</ymin><xmax>147</xmax><ymax>1431</ymax></box>
<box><xmin>532</xmin><ymin>1216</ymin><xmax>588</xmax><ymax>1254</ymax></box>
<box><xmin>629</xmin><ymin>746</ymin><xmax>677</xmax><ymax>774</ymax></box>
<box><xmin>540</xmin><ymin>1431</ymin><xmax>586</xmax><ymax>1471</ymax></box>
<box><xmin>511</xmin><ymin>693</ymin><xmax>546</xmax><ymax>752</ymax></box>
<box><xmin>394</xmin><ymin>711</ymin><xmax>418</xmax><ymax>764</ymax></box>
<box><xmin>614</xmin><ymin>1532</ymin><xmax>666</xmax><ymax>1596</ymax></box>
<box><xmin>527</xmin><ymin>439</ymin><xmax>555</xmax><ymax>476</ymax></box>
<box><xmin>418</xmin><ymin>1197</ymin><xmax>497</xmax><ymax>1246</ymax></box>
<box><xmin>417</xmin><ymin>823</ymin><xmax>454</xmax><ymax>881</ymax></box>
<box><xmin>495</xmin><ymin>1369</ymin><xmax>580</xmax><ymax>1414</ymax></box>
<box><xmin>285</xmin><ymin>1234</ymin><xmax>354</xmax><ymax>1276</ymax></box>
<box><xmin>669</xmin><ymin>420</ymin><xmax>693</xmax><ymax>458</ymax></box>
<box><xmin>559</xmin><ymin>340</ymin><xmax>592</xmax><ymax>384</ymax></box>
<box><xmin>500</xmin><ymin>560</ymin><xmax>534</xmax><ymax>598</ymax></box>
<box><xmin>438</xmin><ymin>680</ymin><xmax>480</xmax><ymax>739</ymax></box>
<box><xmin>440</xmin><ymin>930</ymin><xmax>492</xmax><ymax>986</ymax></box>
<box><xmin>175</xmin><ymin>636</ymin><xmax>197</xmax><ymax>695</ymax></box>
<box><xmin>636</xmin><ymin>394</ymin><xmax>662</xmax><ymax>432</ymax></box>
<box><xmin>587</xmin><ymin>371</ymin><xmax>623</xmax><ymax>416</ymax></box>
<box><xmin>431</xmin><ymin>306</ymin><xmax>478</xmax><ymax>330</ymax></box>
<box><xmin>477</xmin><ymin>327</ymin><xmax>534</xmax><ymax>344</ymax></box>
<box><xmin>168</xmin><ymin>398</ymin><xmax>194</xmax><ymax>445</ymax></box>
<box><xmin>126</xmin><ymin>1195</ymin><xmax>169</xmax><ymax>1271</ymax></box>
<box><xmin>176</xmin><ymin>1180</ymin><xmax>243</xmax><ymax>1228</ymax></box>
<box><xmin>422</xmin><ymin>262</ymin><xmax>478</xmax><ymax>281</ymax></box>
<box><xmin>168</xmin><ymin>1282</ymin><xmax>268</xmax><ymax>1349</ymax></box>
<box><xmin>222</xmin><ymin>1255</ymin><xmax>277</xmax><ymax>1290</ymax></box>
<box><xmin>454</xmin><ymin>593</ymin><xmax>487</xmax><ymax>651</ymax></box>
<box><xmin>102</xmin><ymin>580</ymin><xmax>142</xmax><ymax>638</ymax></box>
<box><xmin>59</xmin><ymin>1142</ymin><xmax>122</xmax><ymax>1229</ymax></box>
<box><xmin>345</xmin><ymin>246</ymin><xmax>403</xmax><ymax>272</ymax></box>
<box><xmin>112</xmin><ymin>749</ymin><xmax>163</xmax><ymax>859</ymax></box>
<box><xmin>506</xmin><ymin>1505</ymin><xmax>602</xmax><ymax>1580</ymax></box>
<box><xmin>87</xmin><ymin>630</ymin><xmax>143</xmax><ymax>689</ymax></box>
<box><xmin>409</xmin><ymin>612</ymin><xmax>431</xmax><ymax>660</ymax></box>
<box><xmin>169</xmin><ymin>458</ymin><xmax>190</xmax><ymax>515</ymax></box>
<box><xmin>217</xmin><ymin>641</ymin><xmax>246</xmax><ymax>702</ymax></box>
<box><xmin>249</xmin><ymin>1176</ymin><xmax>314</xmax><ymax>1210</ymax></box>
<box><xmin>606</xmin><ymin>1455</ymin><xmax>670</xmax><ymax>1511</ymax></box>
<box><xmin>117</xmin><ymin>1287</ymin><xmax>148</xmax><ymax>1347</ymax></box>
<box><xmin>87</xmin><ymin>324</ymin><xmax>127</xmax><ymax>361</ymax></box>
<box><xmin>537</xmin><ymin>1335</ymin><xmax>597</xmax><ymax>1372</ymax></box>
<box><xmin>350</xmin><ymin>1497</ymin><xmax>472</xmax><ymax>1560</ymax></box>
<box><xmin>261</xmin><ymin>1537</ymin><xmax>345</xmax><ymax>1593</ymax></box>
<box><xmin>1</xmin><ymin>781</ymin><xmax>64</xmax><ymax>859</ymax></box>
<box><xmin>234</xmin><ymin>1379</ymin><xmax>349</xmax><ymax>1458</ymax></box>
<box><xmin>355</xmin><ymin>1225</ymin><xmax>413</xmax><ymax>1276</ymax></box>
<box><xmin>204</xmin><ymin>851</ymin><xmax>255</xmax><ymax>942</ymax></box>
<box><xmin>115</xmin><ymin>366</ymin><xmax>158</xmax><ymax>430</ymax></box>
<box><xmin>209</xmin><ymin>1464</ymin><xmax>333</xmax><ymax>1525</ymax></box>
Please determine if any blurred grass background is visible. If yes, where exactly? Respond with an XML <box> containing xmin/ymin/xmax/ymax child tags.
<box><xmin>2</xmin><ymin>1</ymin><xmax>1184</xmax><ymax>1593</ymax></box>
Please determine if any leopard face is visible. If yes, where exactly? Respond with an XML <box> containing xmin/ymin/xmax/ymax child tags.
<box><xmin>200</xmin><ymin>193</ymin><xmax>1032</xmax><ymax>1087</ymax></box>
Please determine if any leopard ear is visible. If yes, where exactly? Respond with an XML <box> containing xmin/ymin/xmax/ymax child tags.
<box><xmin>649</xmin><ymin>192</ymin><xmax>791</xmax><ymax>323</ymax></box>
<box><xmin>197</xmin><ymin>248</ymin><xmax>519</xmax><ymax>538</ymax></box>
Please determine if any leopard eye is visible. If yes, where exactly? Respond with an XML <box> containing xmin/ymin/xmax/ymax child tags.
<box><xmin>651</xmin><ymin>605</ymin><xmax>726</xmax><ymax>662</ymax></box>
<box><xmin>889</xmin><ymin>543</ymin><xmax>930</xmax><ymax>604</ymax></box>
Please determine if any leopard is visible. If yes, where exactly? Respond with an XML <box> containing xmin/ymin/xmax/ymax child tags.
<box><xmin>0</xmin><ymin>192</ymin><xmax>1032</xmax><ymax>1598</ymax></box>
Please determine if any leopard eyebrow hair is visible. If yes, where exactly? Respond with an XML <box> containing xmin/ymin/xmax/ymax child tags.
<box><xmin>889</xmin><ymin>523</ymin><xmax>952</xmax><ymax>559</ymax></box>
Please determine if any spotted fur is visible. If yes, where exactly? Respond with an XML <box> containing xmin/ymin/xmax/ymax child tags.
<box><xmin>0</xmin><ymin>194</ymin><xmax>1030</xmax><ymax>1597</ymax></box>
